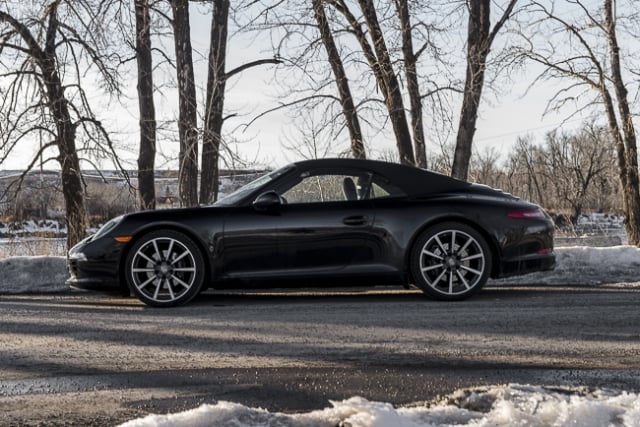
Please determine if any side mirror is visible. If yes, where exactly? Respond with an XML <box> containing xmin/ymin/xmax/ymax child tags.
<box><xmin>253</xmin><ymin>191</ymin><xmax>282</xmax><ymax>213</ymax></box>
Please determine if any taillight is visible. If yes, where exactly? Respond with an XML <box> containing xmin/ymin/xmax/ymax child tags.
<box><xmin>507</xmin><ymin>209</ymin><xmax>546</xmax><ymax>220</ymax></box>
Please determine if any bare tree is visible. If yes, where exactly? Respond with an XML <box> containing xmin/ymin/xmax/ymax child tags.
<box><xmin>394</xmin><ymin>0</ymin><xmax>426</xmax><ymax>167</ymax></box>
<box><xmin>319</xmin><ymin>0</ymin><xmax>414</xmax><ymax>164</ymax></box>
<box><xmin>451</xmin><ymin>0</ymin><xmax>518</xmax><ymax>180</ymax></box>
<box><xmin>199</xmin><ymin>0</ymin><xmax>281</xmax><ymax>204</ymax></box>
<box><xmin>238</xmin><ymin>1</ymin><xmax>460</xmax><ymax>167</ymax></box>
<box><xmin>541</xmin><ymin>127</ymin><xmax>616</xmax><ymax>222</ymax></box>
<box><xmin>135</xmin><ymin>0</ymin><xmax>156</xmax><ymax>210</ymax></box>
<box><xmin>517</xmin><ymin>0</ymin><xmax>640</xmax><ymax>245</ymax></box>
<box><xmin>0</xmin><ymin>0</ymin><xmax>123</xmax><ymax>247</ymax></box>
<box><xmin>312</xmin><ymin>0</ymin><xmax>365</xmax><ymax>159</ymax></box>
<box><xmin>508</xmin><ymin>136</ymin><xmax>547</xmax><ymax>206</ymax></box>
<box><xmin>502</xmin><ymin>126</ymin><xmax>619</xmax><ymax>219</ymax></box>
<box><xmin>199</xmin><ymin>0</ymin><xmax>229</xmax><ymax>205</ymax></box>
<box><xmin>604</xmin><ymin>0</ymin><xmax>640</xmax><ymax>244</ymax></box>
<box><xmin>170</xmin><ymin>0</ymin><xmax>198</xmax><ymax>207</ymax></box>
<box><xmin>427</xmin><ymin>142</ymin><xmax>455</xmax><ymax>175</ymax></box>
<box><xmin>235</xmin><ymin>0</ymin><xmax>370</xmax><ymax>162</ymax></box>
<box><xmin>282</xmin><ymin>113</ymin><xmax>336</xmax><ymax>160</ymax></box>
<box><xmin>468</xmin><ymin>146</ymin><xmax>505</xmax><ymax>188</ymax></box>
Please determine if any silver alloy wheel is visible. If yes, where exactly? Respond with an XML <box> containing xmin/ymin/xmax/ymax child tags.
<box><xmin>418</xmin><ymin>229</ymin><xmax>486</xmax><ymax>296</ymax></box>
<box><xmin>129</xmin><ymin>236</ymin><xmax>198</xmax><ymax>304</ymax></box>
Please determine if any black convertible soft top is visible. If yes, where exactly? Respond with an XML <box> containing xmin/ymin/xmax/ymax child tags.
<box><xmin>293</xmin><ymin>158</ymin><xmax>472</xmax><ymax>197</ymax></box>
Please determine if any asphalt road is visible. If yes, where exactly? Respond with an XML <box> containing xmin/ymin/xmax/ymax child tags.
<box><xmin>1</xmin><ymin>284</ymin><xmax>640</xmax><ymax>426</ymax></box>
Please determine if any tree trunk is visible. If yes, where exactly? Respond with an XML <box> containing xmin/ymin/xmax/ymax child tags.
<box><xmin>394</xmin><ymin>0</ymin><xmax>425</xmax><ymax>168</ymax></box>
<box><xmin>452</xmin><ymin>0</ymin><xmax>490</xmax><ymax>180</ymax></box>
<box><xmin>200</xmin><ymin>0</ymin><xmax>229</xmax><ymax>205</ymax></box>
<box><xmin>198</xmin><ymin>2</ymin><xmax>281</xmax><ymax>203</ymax></box>
<box><xmin>171</xmin><ymin>0</ymin><xmax>199</xmax><ymax>207</ymax></box>
<box><xmin>313</xmin><ymin>0</ymin><xmax>365</xmax><ymax>159</ymax></box>
<box><xmin>42</xmin><ymin>6</ymin><xmax>86</xmax><ymax>248</ymax></box>
<box><xmin>135</xmin><ymin>0</ymin><xmax>156</xmax><ymax>210</ymax></box>
<box><xmin>58</xmin><ymin>126</ymin><xmax>87</xmax><ymax>249</ymax></box>
<box><xmin>452</xmin><ymin>0</ymin><xmax>517</xmax><ymax>180</ymax></box>
<box><xmin>604</xmin><ymin>0</ymin><xmax>640</xmax><ymax>245</ymax></box>
<box><xmin>518</xmin><ymin>139</ymin><xmax>545</xmax><ymax>207</ymax></box>
<box><xmin>357</xmin><ymin>0</ymin><xmax>414</xmax><ymax>165</ymax></box>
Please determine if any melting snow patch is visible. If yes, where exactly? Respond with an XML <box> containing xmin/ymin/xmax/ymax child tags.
<box><xmin>492</xmin><ymin>245</ymin><xmax>640</xmax><ymax>286</ymax></box>
<box><xmin>119</xmin><ymin>384</ymin><xmax>640</xmax><ymax>427</ymax></box>
<box><xmin>0</xmin><ymin>256</ymin><xmax>68</xmax><ymax>293</ymax></box>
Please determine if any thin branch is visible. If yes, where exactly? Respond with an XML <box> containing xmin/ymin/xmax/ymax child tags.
<box><xmin>239</xmin><ymin>94</ymin><xmax>341</xmax><ymax>131</ymax></box>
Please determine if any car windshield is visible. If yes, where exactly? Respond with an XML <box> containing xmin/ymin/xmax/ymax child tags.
<box><xmin>213</xmin><ymin>165</ymin><xmax>293</xmax><ymax>206</ymax></box>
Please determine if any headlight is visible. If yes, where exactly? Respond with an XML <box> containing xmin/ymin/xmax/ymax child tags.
<box><xmin>68</xmin><ymin>250</ymin><xmax>87</xmax><ymax>261</ymax></box>
<box><xmin>93</xmin><ymin>215</ymin><xmax>124</xmax><ymax>240</ymax></box>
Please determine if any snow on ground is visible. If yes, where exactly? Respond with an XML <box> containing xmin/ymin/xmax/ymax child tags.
<box><xmin>119</xmin><ymin>384</ymin><xmax>640</xmax><ymax>427</ymax></box>
<box><xmin>0</xmin><ymin>219</ymin><xmax>66</xmax><ymax>236</ymax></box>
<box><xmin>0</xmin><ymin>256</ymin><xmax>68</xmax><ymax>293</ymax></box>
<box><xmin>1</xmin><ymin>245</ymin><xmax>639</xmax><ymax>294</ymax></box>
<box><xmin>495</xmin><ymin>245</ymin><xmax>640</xmax><ymax>286</ymax></box>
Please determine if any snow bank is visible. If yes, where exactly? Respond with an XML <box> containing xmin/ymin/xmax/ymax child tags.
<box><xmin>1</xmin><ymin>246</ymin><xmax>639</xmax><ymax>295</ymax></box>
<box><xmin>0</xmin><ymin>256</ymin><xmax>68</xmax><ymax>293</ymax></box>
<box><xmin>493</xmin><ymin>245</ymin><xmax>640</xmax><ymax>286</ymax></box>
<box><xmin>119</xmin><ymin>384</ymin><xmax>640</xmax><ymax>427</ymax></box>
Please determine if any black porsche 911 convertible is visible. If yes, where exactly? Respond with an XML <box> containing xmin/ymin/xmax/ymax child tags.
<box><xmin>67</xmin><ymin>158</ymin><xmax>555</xmax><ymax>307</ymax></box>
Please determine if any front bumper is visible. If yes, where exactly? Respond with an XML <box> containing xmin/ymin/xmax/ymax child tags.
<box><xmin>66</xmin><ymin>258</ymin><xmax>122</xmax><ymax>291</ymax></box>
<box><xmin>66</xmin><ymin>235</ymin><xmax>126</xmax><ymax>293</ymax></box>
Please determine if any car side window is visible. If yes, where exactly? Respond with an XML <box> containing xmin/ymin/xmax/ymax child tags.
<box><xmin>369</xmin><ymin>176</ymin><xmax>405</xmax><ymax>199</ymax></box>
<box><xmin>283</xmin><ymin>174</ymin><xmax>370</xmax><ymax>204</ymax></box>
<box><xmin>370</xmin><ymin>182</ymin><xmax>391</xmax><ymax>198</ymax></box>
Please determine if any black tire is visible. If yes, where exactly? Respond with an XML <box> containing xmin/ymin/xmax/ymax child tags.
<box><xmin>125</xmin><ymin>230</ymin><xmax>205</xmax><ymax>307</ymax></box>
<box><xmin>410</xmin><ymin>222</ymin><xmax>492</xmax><ymax>301</ymax></box>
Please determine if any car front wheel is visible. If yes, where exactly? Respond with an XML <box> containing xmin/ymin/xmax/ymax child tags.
<box><xmin>125</xmin><ymin>230</ymin><xmax>205</xmax><ymax>307</ymax></box>
<box><xmin>410</xmin><ymin>222</ymin><xmax>491</xmax><ymax>301</ymax></box>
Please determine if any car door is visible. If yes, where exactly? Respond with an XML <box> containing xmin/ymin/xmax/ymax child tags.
<box><xmin>220</xmin><ymin>171</ymin><xmax>375</xmax><ymax>280</ymax></box>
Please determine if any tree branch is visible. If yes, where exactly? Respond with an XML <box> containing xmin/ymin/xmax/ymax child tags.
<box><xmin>487</xmin><ymin>0</ymin><xmax>518</xmax><ymax>47</ymax></box>
<box><xmin>225</xmin><ymin>57</ymin><xmax>282</xmax><ymax>79</ymax></box>
<box><xmin>239</xmin><ymin>94</ymin><xmax>341</xmax><ymax>131</ymax></box>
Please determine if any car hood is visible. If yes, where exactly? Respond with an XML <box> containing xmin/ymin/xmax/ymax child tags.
<box><xmin>120</xmin><ymin>205</ymin><xmax>229</xmax><ymax>224</ymax></box>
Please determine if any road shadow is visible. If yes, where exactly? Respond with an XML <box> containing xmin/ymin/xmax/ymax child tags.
<box><xmin>190</xmin><ymin>283</ymin><xmax>639</xmax><ymax>306</ymax></box>
<box><xmin>3</xmin><ymin>283</ymin><xmax>637</xmax><ymax>310</ymax></box>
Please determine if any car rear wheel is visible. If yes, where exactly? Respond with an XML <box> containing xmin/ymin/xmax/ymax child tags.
<box><xmin>125</xmin><ymin>230</ymin><xmax>205</xmax><ymax>307</ymax></box>
<box><xmin>410</xmin><ymin>222</ymin><xmax>491</xmax><ymax>301</ymax></box>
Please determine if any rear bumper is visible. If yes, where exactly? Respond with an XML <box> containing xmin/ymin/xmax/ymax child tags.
<box><xmin>495</xmin><ymin>252</ymin><xmax>556</xmax><ymax>278</ymax></box>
